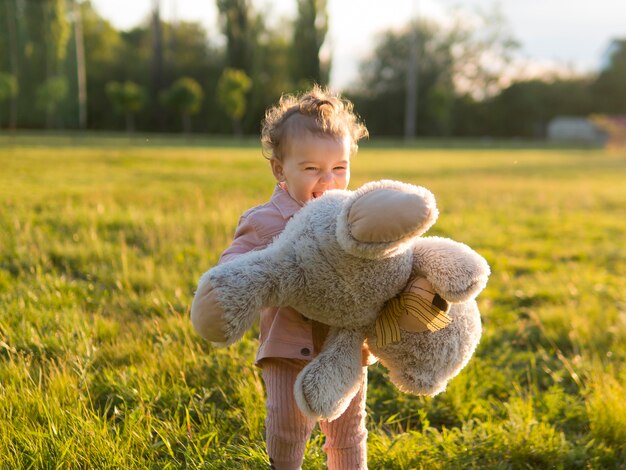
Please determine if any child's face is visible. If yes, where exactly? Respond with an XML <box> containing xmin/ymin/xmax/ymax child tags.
<box><xmin>271</xmin><ymin>133</ymin><xmax>351</xmax><ymax>205</ymax></box>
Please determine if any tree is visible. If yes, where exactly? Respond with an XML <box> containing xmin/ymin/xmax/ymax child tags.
<box><xmin>150</xmin><ymin>0</ymin><xmax>165</xmax><ymax>130</ymax></box>
<box><xmin>43</xmin><ymin>0</ymin><xmax>70</xmax><ymax>76</ymax></box>
<box><xmin>36</xmin><ymin>77</ymin><xmax>68</xmax><ymax>128</ymax></box>
<box><xmin>160</xmin><ymin>77</ymin><xmax>204</xmax><ymax>134</ymax></box>
<box><xmin>291</xmin><ymin>0</ymin><xmax>329</xmax><ymax>86</ymax></box>
<box><xmin>18</xmin><ymin>0</ymin><xmax>70</xmax><ymax>128</ymax></box>
<box><xmin>106</xmin><ymin>81</ymin><xmax>146</xmax><ymax>134</ymax></box>
<box><xmin>0</xmin><ymin>73</ymin><xmax>18</xmax><ymax>129</ymax></box>
<box><xmin>348</xmin><ymin>9</ymin><xmax>518</xmax><ymax>137</ymax></box>
<box><xmin>71</xmin><ymin>0</ymin><xmax>87</xmax><ymax>129</ymax></box>
<box><xmin>78</xmin><ymin>1</ymin><xmax>123</xmax><ymax>130</ymax></box>
<box><xmin>216</xmin><ymin>0</ymin><xmax>253</xmax><ymax>73</ymax></box>
<box><xmin>446</xmin><ymin>6</ymin><xmax>519</xmax><ymax>100</ymax></box>
<box><xmin>349</xmin><ymin>19</ymin><xmax>456</xmax><ymax>137</ymax></box>
<box><xmin>592</xmin><ymin>39</ymin><xmax>626</xmax><ymax>114</ymax></box>
<box><xmin>481</xmin><ymin>78</ymin><xmax>594</xmax><ymax>138</ymax></box>
<box><xmin>217</xmin><ymin>68</ymin><xmax>251</xmax><ymax>136</ymax></box>
<box><xmin>0</xmin><ymin>0</ymin><xmax>20</xmax><ymax>129</ymax></box>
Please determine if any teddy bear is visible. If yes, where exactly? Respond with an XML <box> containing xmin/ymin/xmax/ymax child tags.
<box><xmin>191</xmin><ymin>180</ymin><xmax>490</xmax><ymax>421</ymax></box>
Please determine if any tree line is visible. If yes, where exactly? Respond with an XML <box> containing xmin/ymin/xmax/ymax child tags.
<box><xmin>0</xmin><ymin>0</ymin><xmax>624</xmax><ymax>138</ymax></box>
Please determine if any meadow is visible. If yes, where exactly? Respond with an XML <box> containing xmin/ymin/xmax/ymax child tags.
<box><xmin>0</xmin><ymin>134</ymin><xmax>625</xmax><ymax>469</ymax></box>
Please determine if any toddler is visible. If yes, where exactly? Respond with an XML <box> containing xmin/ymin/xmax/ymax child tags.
<box><xmin>194</xmin><ymin>86</ymin><xmax>369</xmax><ymax>469</ymax></box>
<box><xmin>191</xmin><ymin>86</ymin><xmax>440</xmax><ymax>469</ymax></box>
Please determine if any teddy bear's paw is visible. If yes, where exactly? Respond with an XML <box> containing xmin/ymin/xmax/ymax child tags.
<box><xmin>191</xmin><ymin>271</ymin><xmax>259</xmax><ymax>347</ymax></box>
<box><xmin>438</xmin><ymin>277</ymin><xmax>485</xmax><ymax>304</ymax></box>
<box><xmin>370</xmin><ymin>301</ymin><xmax>482</xmax><ymax>397</ymax></box>
<box><xmin>191</xmin><ymin>277</ymin><xmax>229</xmax><ymax>345</ymax></box>
<box><xmin>389</xmin><ymin>369</ymin><xmax>449</xmax><ymax>396</ymax></box>
<box><xmin>413</xmin><ymin>237</ymin><xmax>490</xmax><ymax>303</ymax></box>
<box><xmin>294</xmin><ymin>359</ymin><xmax>362</xmax><ymax>421</ymax></box>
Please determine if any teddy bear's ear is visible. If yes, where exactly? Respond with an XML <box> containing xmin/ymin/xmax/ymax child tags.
<box><xmin>336</xmin><ymin>180</ymin><xmax>438</xmax><ymax>259</ymax></box>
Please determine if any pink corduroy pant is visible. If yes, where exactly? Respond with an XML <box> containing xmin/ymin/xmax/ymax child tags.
<box><xmin>260</xmin><ymin>358</ymin><xmax>368</xmax><ymax>470</ymax></box>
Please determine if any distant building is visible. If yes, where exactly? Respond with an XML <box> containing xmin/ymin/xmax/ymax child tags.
<box><xmin>547</xmin><ymin>116</ymin><xmax>607</xmax><ymax>144</ymax></box>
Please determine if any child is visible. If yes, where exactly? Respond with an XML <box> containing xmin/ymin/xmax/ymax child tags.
<box><xmin>192</xmin><ymin>87</ymin><xmax>439</xmax><ymax>469</ymax></box>
<box><xmin>193</xmin><ymin>86</ymin><xmax>369</xmax><ymax>469</ymax></box>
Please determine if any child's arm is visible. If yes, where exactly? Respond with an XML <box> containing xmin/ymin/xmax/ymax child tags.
<box><xmin>219</xmin><ymin>214</ymin><xmax>269</xmax><ymax>264</ymax></box>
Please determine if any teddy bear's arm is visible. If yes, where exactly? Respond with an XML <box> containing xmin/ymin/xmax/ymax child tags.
<box><xmin>191</xmin><ymin>248</ymin><xmax>283</xmax><ymax>346</ymax></box>
<box><xmin>294</xmin><ymin>327</ymin><xmax>366</xmax><ymax>421</ymax></box>
<box><xmin>411</xmin><ymin>236</ymin><xmax>490</xmax><ymax>303</ymax></box>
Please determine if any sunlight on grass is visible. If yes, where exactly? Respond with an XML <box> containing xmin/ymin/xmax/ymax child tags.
<box><xmin>1</xmin><ymin>138</ymin><xmax>625</xmax><ymax>467</ymax></box>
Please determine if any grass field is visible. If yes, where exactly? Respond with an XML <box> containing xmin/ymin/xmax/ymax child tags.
<box><xmin>1</xmin><ymin>135</ymin><xmax>625</xmax><ymax>468</ymax></box>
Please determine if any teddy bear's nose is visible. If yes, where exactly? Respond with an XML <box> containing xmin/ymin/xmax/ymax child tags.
<box><xmin>336</xmin><ymin>181</ymin><xmax>438</xmax><ymax>260</ymax></box>
<box><xmin>348</xmin><ymin>189</ymin><xmax>432</xmax><ymax>243</ymax></box>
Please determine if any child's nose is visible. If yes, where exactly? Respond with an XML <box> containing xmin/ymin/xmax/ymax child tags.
<box><xmin>320</xmin><ymin>171</ymin><xmax>333</xmax><ymax>183</ymax></box>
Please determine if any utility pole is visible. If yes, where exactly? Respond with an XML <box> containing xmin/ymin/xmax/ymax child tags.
<box><xmin>404</xmin><ymin>0</ymin><xmax>419</xmax><ymax>140</ymax></box>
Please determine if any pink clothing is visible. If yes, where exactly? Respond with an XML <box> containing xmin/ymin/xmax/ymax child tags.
<box><xmin>262</xmin><ymin>358</ymin><xmax>368</xmax><ymax>470</ymax></box>
<box><xmin>219</xmin><ymin>184</ymin><xmax>316</xmax><ymax>364</ymax></box>
<box><xmin>220</xmin><ymin>184</ymin><xmax>370</xmax><ymax>468</ymax></box>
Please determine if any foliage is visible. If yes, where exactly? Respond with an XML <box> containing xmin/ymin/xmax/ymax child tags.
<box><xmin>0</xmin><ymin>0</ymin><xmax>72</xmax><ymax>128</ymax></box>
<box><xmin>217</xmin><ymin>0</ymin><xmax>254</xmax><ymax>73</ymax></box>
<box><xmin>45</xmin><ymin>0</ymin><xmax>71</xmax><ymax>65</ymax></box>
<box><xmin>36</xmin><ymin>76</ymin><xmax>69</xmax><ymax>128</ymax></box>
<box><xmin>106</xmin><ymin>81</ymin><xmax>146</xmax><ymax>113</ymax></box>
<box><xmin>481</xmin><ymin>78</ymin><xmax>595</xmax><ymax>138</ymax></box>
<box><xmin>445</xmin><ymin>5</ymin><xmax>519</xmax><ymax>99</ymax></box>
<box><xmin>106</xmin><ymin>81</ymin><xmax>147</xmax><ymax>133</ymax></box>
<box><xmin>0</xmin><ymin>72</ymin><xmax>18</xmax><ymax>101</ymax></box>
<box><xmin>349</xmin><ymin>18</ymin><xmax>456</xmax><ymax>137</ymax></box>
<box><xmin>592</xmin><ymin>39</ymin><xmax>626</xmax><ymax>114</ymax></box>
<box><xmin>0</xmin><ymin>136</ymin><xmax>625</xmax><ymax>467</ymax></box>
<box><xmin>36</xmin><ymin>77</ymin><xmax>69</xmax><ymax>112</ymax></box>
<box><xmin>160</xmin><ymin>77</ymin><xmax>204</xmax><ymax>116</ymax></box>
<box><xmin>0</xmin><ymin>72</ymin><xmax>18</xmax><ymax>129</ymax></box>
<box><xmin>348</xmin><ymin>8</ymin><xmax>519</xmax><ymax>138</ymax></box>
<box><xmin>217</xmin><ymin>68</ymin><xmax>252</xmax><ymax>135</ymax></box>
<box><xmin>0</xmin><ymin>2</ymin><xmax>622</xmax><ymax>137</ymax></box>
<box><xmin>160</xmin><ymin>78</ymin><xmax>205</xmax><ymax>134</ymax></box>
<box><xmin>291</xmin><ymin>0</ymin><xmax>329</xmax><ymax>86</ymax></box>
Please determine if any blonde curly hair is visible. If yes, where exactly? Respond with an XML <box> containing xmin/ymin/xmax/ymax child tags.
<box><xmin>261</xmin><ymin>85</ymin><xmax>369</xmax><ymax>161</ymax></box>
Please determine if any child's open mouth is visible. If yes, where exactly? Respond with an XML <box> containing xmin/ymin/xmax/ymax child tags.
<box><xmin>312</xmin><ymin>191</ymin><xmax>324</xmax><ymax>199</ymax></box>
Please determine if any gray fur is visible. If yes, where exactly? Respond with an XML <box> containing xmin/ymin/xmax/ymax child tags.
<box><xmin>367</xmin><ymin>301</ymin><xmax>482</xmax><ymax>395</ymax></box>
<box><xmin>294</xmin><ymin>327</ymin><xmax>366</xmax><ymax>421</ymax></box>
<box><xmin>194</xmin><ymin>180</ymin><xmax>490</xmax><ymax>419</ymax></box>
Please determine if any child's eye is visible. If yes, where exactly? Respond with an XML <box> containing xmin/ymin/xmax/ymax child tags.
<box><xmin>305</xmin><ymin>167</ymin><xmax>318</xmax><ymax>171</ymax></box>
<box><xmin>334</xmin><ymin>166</ymin><xmax>346</xmax><ymax>171</ymax></box>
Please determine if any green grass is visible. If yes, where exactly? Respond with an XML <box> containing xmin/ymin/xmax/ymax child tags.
<box><xmin>1</xmin><ymin>134</ymin><xmax>625</xmax><ymax>468</ymax></box>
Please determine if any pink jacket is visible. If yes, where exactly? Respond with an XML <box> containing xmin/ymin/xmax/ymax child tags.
<box><xmin>219</xmin><ymin>184</ymin><xmax>316</xmax><ymax>364</ymax></box>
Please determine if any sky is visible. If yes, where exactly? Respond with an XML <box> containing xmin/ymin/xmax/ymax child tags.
<box><xmin>91</xmin><ymin>0</ymin><xmax>626</xmax><ymax>89</ymax></box>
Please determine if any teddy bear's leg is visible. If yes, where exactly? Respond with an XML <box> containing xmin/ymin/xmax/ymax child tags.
<box><xmin>191</xmin><ymin>250</ymin><xmax>281</xmax><ymax>346</ymax></box>
<box><xmin>368</xmin><ymin>300</ymin><xmax>482</xmax><ymax>396</ymax></box>
<box><xmin>294</xmin><ymin>327</ymin><xmax>366</xmax><ymax>421</ymax></box>
<box><xmin>412</xmin><ymin>237</ymin><xmax>490</xmax><ymax>303</ymax></box>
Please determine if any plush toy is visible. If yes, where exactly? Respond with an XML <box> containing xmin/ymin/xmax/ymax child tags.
<box><xmin>192</xmin><ymin>180</ymin><xmax>490</xmax><ymax>421</ymax></box>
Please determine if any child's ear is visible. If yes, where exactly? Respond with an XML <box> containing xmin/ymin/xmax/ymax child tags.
<box><xmin>270</xmin><ymin>158</ymin><xmax>286</xmax><ymax>182</ymax></box>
